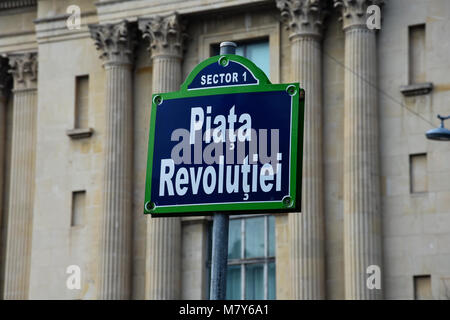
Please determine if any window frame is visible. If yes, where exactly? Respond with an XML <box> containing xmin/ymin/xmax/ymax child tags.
<box><xmin>199</xmin><ymin>22</ymin><xmax>280</xmax><ymax>83</ymax></box>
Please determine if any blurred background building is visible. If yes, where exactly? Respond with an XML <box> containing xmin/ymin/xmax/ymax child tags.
<box><xmin>0</xmin><ymin>0</ymin><xmax>449</xmax><ymax>300</ymax></box>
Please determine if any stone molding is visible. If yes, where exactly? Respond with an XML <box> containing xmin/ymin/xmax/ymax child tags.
<box><xmin>66</xmin><ymin>128</ymin><xmax>95</xmax><ymax>139</ymax></box>
<box><xmin>89</xmin><ymin>21</ymin><xmax>137</xmax><ymax>66</ymax></box>
<box><xmin>0</xmin><ymin>0</ymin><xmax>36</xmax><ymax>10</ymax></box>
<box><xmin>334</xmin><ymin>0</ymin><xmax>384</xmax><ymax>30</ymax></box>
<box><xmin>138</xmin><ymin>12</ymin><xmax>187</xmax><ymax>59</ymax></box>
<box><xmin>400</xmin><ymin>82</ymin><xmax>433</xmax><ymax>97</ymax></box>
<box><xmin>276</xmin><ymin>0</ymin><xmax>328</xmax><ymax>39</ymax></box>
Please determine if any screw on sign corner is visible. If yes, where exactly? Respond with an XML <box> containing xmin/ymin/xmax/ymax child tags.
<box><xmin>286</xmin><ymin>85</ymin><xmax>297</xmax><ymax>97</ymax></box>
<box><xmin>153</xmin><ymin>95</ymin><xmax>163</xmax><ymax>106</ymax></box>
<box><xmin>282</xmin><ymin>196</ymin><xmax>293</xmax><ymax>208</ymax></box>
<box><xmin>145</xmin><ymin>201</ymin><xmax>155</xmax><ymax>212</ymax></box>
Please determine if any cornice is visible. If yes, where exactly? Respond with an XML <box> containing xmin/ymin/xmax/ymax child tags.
<box><xmin>0</xmin><ymin>0</ymin><xmax>36</xmax><ymax>10</ymax></box>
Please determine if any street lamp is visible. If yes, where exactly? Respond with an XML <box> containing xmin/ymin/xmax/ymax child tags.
<box><xmin>426</xmin><ymin>115</ymin><xmax>450</xmax><ymax>141</ymax></box>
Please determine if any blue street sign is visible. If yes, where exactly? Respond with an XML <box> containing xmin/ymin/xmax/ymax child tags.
<box><xmin>145</xmin><ymin>54</ymin><xmax>304</xmax><ymax>216</ymax></box>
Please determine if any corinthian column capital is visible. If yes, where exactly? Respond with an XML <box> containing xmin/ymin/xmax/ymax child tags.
<box><xmin>89</xmin><ymin>21</ymin><xmax>137</xmax><ymax>66</ymax></box>
<box><xmin>334</xmin><ymin>0</ymin><xmax>384</xmax><ymax>30</ymax></box>
<box><xmin>276</xmin><ymin>0</ymin><xmax>328</xmax><ymax>39</ymax></box>
<box><xmin>138</xmin><ymin>12</ymin><xmax>187</xmax><ymax>59</ymax></box>
<box><xmin>8</xmin><ymin>52</ymin><xmax>37</xmax><ymax>91</ymax></box>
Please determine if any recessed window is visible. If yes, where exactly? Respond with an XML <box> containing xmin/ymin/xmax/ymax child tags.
<box><xmin>75</xmin><ymin>75</ymin><xmax>89</xmax><ymax>129</ymax></box>
<box><xmin>211</xmin><ymin>39</ymin><xmax>270</xmax><ymax>78</ymax></box>
<box><xmin>409</xmin><ymin>24</ymin><xmax>426</xmax><ymax>84</ymax></box>
<box><xmin>206</xmin><ymin>215</ymin><xmax>276</xmax><ymax>300</ymax></box>
<box><xmin>226</xmin><ymin>215</ymin><xmax>276</xmax><ymax>300</ymax></box>
<box><xmin>71</xmin><ymin>190</ymin><xmax>86</xmax><ymax>227</ymax></box>
<box><xmin>410</xmin><ymin>153</ymin><xmax>428</xmax><ymax>194</ymax></box>
<box><xmin>414</xmin><ymin>275</ymin><xmax>432</xmax><ymax>300</ymax></box>
<box><xmin>67</xmin><ymin>75</ymin><xmax>93</xmax><ymax>139</ymax></box>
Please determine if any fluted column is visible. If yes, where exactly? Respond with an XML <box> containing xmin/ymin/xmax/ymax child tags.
<box><xmin>335</xmin><ymin>0</ymin><xmax>383</xmax><ymax>299</ymax></box>
<box><xmin>3</xmin><ymin>52</ymin><xmax>38</xmax><ymax>299</ymax></box>
<box><xmin>0</xmin><ymin>57</ymin><xmax>10</xmax><ymax>251</ymax></box>
<box><xmin>89</xmin><ymin>21</ymin><xmax>136</xmax><ymax>299</ymax></box>
<box><xmin>139</xmin><ymin>13</ymin><xmax>185</xmax><ymax>300</ymax></box>
<box><xmin>277</xmin><ymin>0</ymin><xmax>327</xmax><ymax>300</ymax></box>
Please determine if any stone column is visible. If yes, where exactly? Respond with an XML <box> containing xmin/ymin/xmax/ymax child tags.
<box><xmin>0</xmin><ymin>58</ymin><xmax>10</xmax><ymax>244</ymax></box>
<box><xmin>335</xmin><ymin>0</ymin><xmax>383</xmax><ymax>299</ymax></box>
<box><xmin>139</xmin><ymin>13</ymin><xmax>185</xmax><ymax>300</ymax></box>
<box><xmin>89</xmin><ymin>21</ymin><xmax>136</xmax><ymax>300</ymax></box>
<box><xmin>277</xmin><ymin>0</ymin><xmax>327</xmax><ymax>300</ymax></box>
<box><xmin>3</xmin><ymin>52</ymin><xmax>38</xmax><ymax>299</ymax></box>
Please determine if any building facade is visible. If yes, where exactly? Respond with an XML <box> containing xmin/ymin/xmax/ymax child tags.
<box><xmin>0</xmin><ymin>0</ymin><xmax>449</xmax><ymax>300</ymax></box>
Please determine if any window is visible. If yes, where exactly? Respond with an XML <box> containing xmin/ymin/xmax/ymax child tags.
<box><xmin>410</xmin><ymin>153</ymin><xmax>428</xmax><ymax>194</ymax></box>
<box><xmin>235</xmin><ymin>41</ymin><xmax>270</xmax><ymax>78</ymax></box>
<box><xmin>75</xmin><ymin>75</ymin><xmax>89</xmax><ymax>129</ymax></box>
<box><xmin>212</xmin><ymin>40</ymin><xmax>270</xmax><ymax>78</ymax></box>
<box><xmin>226</xmin><ymin>215</ymin><xmax>276</xmax><ymax>300</ymax></box>
<box><xmin>409</xmin><ymin>24</ymin><xmax>426</xmax><ymax>84</ymax></box>
<box><xmin>414</xmin><ymin>275</ymin><xmax>432</xmax><ymax>300</ymax></box>
<box><xmin>71</xmin><ymin>190</ymin><xmax>86</xmax><ymax>226</ymax></box>
<box><xmin>67</xmin><ymin>75</ymin><xmax>93</xmax><ymax>139</ymax></box>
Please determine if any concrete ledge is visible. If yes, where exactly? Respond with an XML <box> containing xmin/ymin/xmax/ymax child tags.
<box><xmin>400</xmin><ymin>82</ymin><xmax>433</xmax><ymax>97</ymax></box>
<box><xmin>66</xmin><ymin>128</ymin><xmax>94</xmax><ymax>139</ymax></box>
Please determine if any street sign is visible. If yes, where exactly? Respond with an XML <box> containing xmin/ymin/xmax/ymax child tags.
<box><xmin>144</xmin><ymin>54</ymin><xmax>304</xmax><ymax>216</ymax></box>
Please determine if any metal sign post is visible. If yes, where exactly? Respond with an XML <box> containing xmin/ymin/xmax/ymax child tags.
<box><xmin>209</xmin><ymin>210</ymin><xmax>230</xmax><ymax>300</ymax></box>
<box><xmin>208</xmin><ymin>42</ymin><xmax>236</xmax><ymax>300</ymax></box>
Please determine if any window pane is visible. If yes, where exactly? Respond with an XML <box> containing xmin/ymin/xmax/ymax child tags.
<box><xmin>226</xmin><ymin>265</ymin><xmax>242</xmax><ymax>300</ymax></box>
<box><xmin>268</xmin><ymin>215</ymin><xmax>275</xmax><ymax>257</ymax></box>
<box><xmin>236</xmin><ymin>41</ymin><xmax>270</xmax><ymax>78</ymax></box>
<box><xmin>268</xmin><ymin>262</ymin><xmax>276</xmax><ymax>300</ymax></box>
<box><xmin>245</xmin><ymin>42</ymin><xmax>270</xmax><ymax>78</ymax></box>
<box><xmin>245</xmin><ymin>217</ymin><xmax>265</xmax><ymax>258</ymax></box>
<box><xmin>235</xmin><ymin>46</ymin><xmax>245</xmax><ymax>58</ymax></box>
<box><xmin>245</xmin><ymin>264</ymin><xmax>264</xmax><ymax>300</ymax></box>
<box><xmin>228</xmin><ymin>219</ymin><xmax>242</xmax><ymax>259</ymax></box>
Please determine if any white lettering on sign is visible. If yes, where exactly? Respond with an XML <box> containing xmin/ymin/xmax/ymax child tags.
<box><xmin>189</xmin><ymin>105</ymin><xmax>251</xmax><ymax>145</ymax></box>
<box><xmin>159</xmin><ymin>155</ymin><xmax>282</xmax><ymax>197</ymax></box>
<box><xmin>159</xmin><ymin>105</ymin><xmax>284</xmax><ymax>199</ymax></box>
<box><xmin>200</xmin><ymin>72</ymin><xmax>243</xmax><ymax>86</ymax></box>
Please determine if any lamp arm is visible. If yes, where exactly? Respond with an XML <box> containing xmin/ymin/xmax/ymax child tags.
<box><xmin>437</xmin><ymin>114</ymin><xmax>450</xmax><ymax>128</ymax></box>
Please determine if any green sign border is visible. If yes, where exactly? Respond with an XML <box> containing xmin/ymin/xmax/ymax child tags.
<box><xmin>144</xmin><ymin>54</ymin><xmax>304</xmax><ymax>216</ymax></box>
